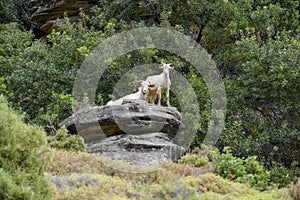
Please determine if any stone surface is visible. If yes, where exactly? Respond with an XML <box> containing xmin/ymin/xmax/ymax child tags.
<box><xmin>28</xmin><ymin>0</ymin><xmax>97</xmax><ymax>33</ymax></box>
<box><xmin>59</xmin><ymin>99</ymin><xmax>184</xmax><ymax>144</ymax></box>
<box><xmin>59</xmin><ymin>99</ymin><xmax>186</xmax><ymax>166</ymax></box>
<box><xmin>88</xmin><ymin>132</ymin><xmax>186</xmax><ymax>166</ymax></box>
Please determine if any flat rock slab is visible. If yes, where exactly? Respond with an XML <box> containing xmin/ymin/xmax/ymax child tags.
<box><xmin>59</xmin><ymin>100</ymin><xmax>185</xmax><ymax>144</ymax></box>
<box><xmin>88</xmin><ymin>132</ymin><xmax>186</xmax><ymax>166</ymax></box>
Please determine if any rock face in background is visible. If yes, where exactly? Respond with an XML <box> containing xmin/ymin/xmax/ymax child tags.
<box><xmin>59</xmin><ymin>100</ymin><xmax>186</xmax><ymax>166</ymax></box>
<box><xmin>27</xmin><ymin>0</ymin><xmax>98</xmax><ymax>34</ymax></box>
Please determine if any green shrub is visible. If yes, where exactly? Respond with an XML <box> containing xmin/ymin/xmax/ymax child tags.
<box><xmin>0</xmin><ymin>0</ymin><xmax>28</xmax><ymax>24</ymax></box>
<box><xmin>219</xmin><ymin>32</ymin><xmax>300</xmax><ymax>180</ymax></box>
<box><xmin>0</xmin><ymin>21</ymin><xmax>104</xmax><ymax>129</ymax></box>
<box><xmin>210</xmin><ymin>146</ymin><xmax>270</xmax><ymax>191</ymax></box>
<box><xmin>178</xmin><ymin>154</ymin><xmax>208</xmax><ymax>167</ymax></box>
<box><xmin>181</xmin><ymin>173</ymin><xmax>292</xmax><ymax>200</ymax></box>
<box><xmin>268</xmin><ymin>161</ymin><xmax>295</xmax><ymax>188</ymax></box>
<box><xmin>181</xmin><ymin>173</ymin><xmax>258</xmax><ymax>195</ymax></box>
<box><xmin>0</xmin><ymin>95</ymin><xmax>52</xmax><ymax>199</ymax></box>
<box><xmin>47</xmin><ymin>127</ymin><xmax>86</xmax><ymax>152</ymax></box>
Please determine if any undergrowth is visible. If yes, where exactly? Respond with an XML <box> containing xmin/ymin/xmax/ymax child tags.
<box><xmin>0</xmin><ymin>95</ymin><xmax>54</xmax><ymax>199</ymax></box>
<box><xmin>47</xmin><ymin>149</ymin><xmax>293</xmax><ymax>200</ymax></box>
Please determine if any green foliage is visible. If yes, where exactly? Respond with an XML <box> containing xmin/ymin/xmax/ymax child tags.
<box><xmin>219</xmin><ymin>32</ymin><xmax>300</xmax><ymax>183</ymax></box>
<box><xmin>268</xmin><ymin>161</ymin><xmax>296</xmax><ymax>188</ymax></box>
<box><xmin>0</xmin><ymin>77</ymin><xmax>8</xmax><ymax>95</ymax></box>
<box><xmin>181</xmin><ymin>173</ymin><xmax>291</xmax><ymax>200</ymax></box>
<box><xmin>47</xmin><ymin>127</ymin><xmax>86</xmax><ymax>152</ymax></box>
<box><xmin>48</xmin><ymin>150</ymin><xmax>292</xmax><ymax>200</ymax></box>
<box><xmin>0</xmin><ymin>21</ymin><xmax>104</xmax><ymax>128</ymax></box>
<box><xmin>0</xmin><ymin>0</ymin><xmax>27</xmax><ymax>24</ymax></box>
<box><xmin>0</xmin><ymin>95</ymin><xmax>52</xmax><ymax>199</ymax></box>
<box><xmin>211</xmin><ymin>147</ymin><xmax>271</xmax><ymax>191</ymax></box>
<box><xmin>178</xmin><ymin>154</ymin><xmax>208</xmax><ymax>167</ymax></box>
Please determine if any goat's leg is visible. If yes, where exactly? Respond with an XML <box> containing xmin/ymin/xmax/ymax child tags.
<box><xmin>150</xmin><ymin>95</ymin><xmax>155</xmax><ymax>104</ymax></box>
<box><xmin>148</xmin><ymin>86</ymin><xmax>157</xmax><ymax>105</ymax></box>
<box><xmin>149</xmin><ymin>95</ymin><xmax>153</xmax><ymax>104</ymax></box>
<box><xmin>145</xmin><ymin>94</ymin><xmax>151</xmax><ymax>103</ymax></box>
<box><xmin>157</xmin><ymin>88</ymin><xmax>162</xmax><ymax>106</ymax></box>
<box><xmin>166</xmin><ymin>88</ymin><xmax>170</xmax><ymax>107</ymax></box>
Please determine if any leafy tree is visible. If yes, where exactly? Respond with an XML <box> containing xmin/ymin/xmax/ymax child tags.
<box><xmin>0</xmin><ymin>20</ymin><xmax>104</xmax><ymax>128</ymax></box>
<box><xmin>219</xmin><ymin>32</ymin><xmax>300</xmax><ymax>182</ymax></box>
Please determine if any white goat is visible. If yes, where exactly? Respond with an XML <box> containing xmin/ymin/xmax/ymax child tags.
<box><xmin>145</xmin><ymin>63</ymin><xmax>174</xmax><ymax>107</ymax></box>
<box><xmin>106</xmin><ymin>80</ymin><xmax>150</xmax><ymax>105</ymax></box>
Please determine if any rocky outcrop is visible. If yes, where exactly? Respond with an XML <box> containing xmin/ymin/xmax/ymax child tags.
<box><xmin>88</xmin><ymin>132</ymin><xmax>186</xmax><ymax>166</ymax></box>
<box><xmin>59</xmin><ymin>99</ymin><xmax>186</xmax><ymax>166</ymax></box>
<box><xmin>59</xmin><ymin>99</ymin><xmax>184</xmax><ymax>144</ymax></box>
<box><xmin>27</xmin><ymin>0</ymin><xmax>98</xmax><ymax>34</ymax></box>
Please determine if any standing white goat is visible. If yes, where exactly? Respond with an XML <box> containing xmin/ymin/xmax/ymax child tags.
<box><xmin>106</xmin><ymin>80</ymin><xmax>150</xmax><ymax>105</ymax></box>
<box><xmin>145</xmin><ymin>63</ymin><xmax>174</xmax><ymax>107</ymax></box>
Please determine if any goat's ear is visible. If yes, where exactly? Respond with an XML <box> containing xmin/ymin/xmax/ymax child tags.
<box><xmin>169</xmin><ymin>63</ymin><xmax>174</xmax><ymax>70</ymax></box>
<box><xmin>135</xmin><ymin>80</ymin><xmax>143</xmax><ymax>87</ymax></box>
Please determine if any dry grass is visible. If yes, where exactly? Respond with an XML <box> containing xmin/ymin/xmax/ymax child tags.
<box><xmin>47</xmin><ymin>149</ymin><xmax>294</xmax><ymax>200</ymax></box>
<box><xmin>288</xmin><ymin>178</ymin><xmax>300</xmax><ymax>200</ymax></box>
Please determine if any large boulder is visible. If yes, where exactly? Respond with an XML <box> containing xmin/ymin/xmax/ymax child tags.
<box><xmin>88</xmin><ymin>132</ymin><xmax>186</xmax><ymax>166</ymax></box>
<box><xmin>59</xmin><ymin>99</ymin><xmax>184</xmax><ymax>144</ymax></box>
<box><xmin>59</xmin><ymin>100</ymin><xmax>186</xmax><ymax>166</ymax></box>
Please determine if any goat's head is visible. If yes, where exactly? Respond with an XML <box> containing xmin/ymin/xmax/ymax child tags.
<box><xmin>159</xmin><ymin>63</ymin><xmax>174</xmax><ymax>74</ymax></box>
<box><xmin>136</xmin><ymin>80</ymin><xmax>150</xmax><ymax>95</ymax></box>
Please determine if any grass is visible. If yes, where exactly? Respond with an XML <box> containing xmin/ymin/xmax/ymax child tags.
<box><xmin>47</xmin><ymin>150</ymin><xmax>293</xmax><ymax>200</ymax></box>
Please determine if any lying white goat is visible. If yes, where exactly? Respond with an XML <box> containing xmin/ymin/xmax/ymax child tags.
<box><xmin>106</xmin><ymin>80</ymin><xmax>150</xmax><ymax>105</ymax></box>
<box><xmin>145</xmin><ymin>63</ymin><xmax>174</xmax><ymax>107</ymax></box>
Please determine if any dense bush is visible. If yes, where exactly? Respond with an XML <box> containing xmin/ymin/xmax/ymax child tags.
<box><xmin>178</xmin><ymin>154</ymin><xmax>208</xmax><ymax>167</ymax></box>
<box><xmin>0</xmin><ymin>0</ymin><xmax>27</xmax><ymax>24</ymax></box>
<box><xmin>0</xmin><ymin>95</ymin><xmax>52</xmax><ymax>199</ymax></box>
<box><xmin>218</xmin><ymin>32</ymin><xmax>300</xmax><ymax>184</ymax></box>
<box><xmin>47</xmin><ymin>127</ymin><xmax>86</xmax><ymax>152</ymax></box>
<box><xmin>210</xmin><ymin>147</ymin><xmax>271</xmax><ymax>191</ymax></box>
<box><xmin>0</xmin><ymin>21</ymin><xmax>104</xmax><ymax>129</ymax></box>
